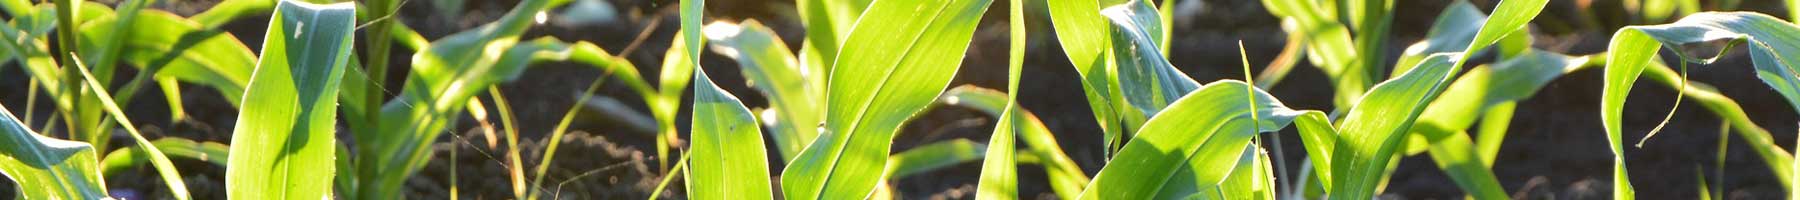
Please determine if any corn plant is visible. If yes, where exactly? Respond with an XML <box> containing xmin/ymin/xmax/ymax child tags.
<box><xmin>11</xmin><ymin>0</ymin><xmax>1800</xmax><ymax>198</ymax></box>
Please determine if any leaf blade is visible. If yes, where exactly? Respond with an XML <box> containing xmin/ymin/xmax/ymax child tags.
<box><xmin>224</xmin><ymin>1</ymin><xmax>356</xmax><ymax>199</ymax></box>
<box><xmin>779</xmin><ymin>0</ymin><xmax>993</xmax><ymax>198</ymax></box>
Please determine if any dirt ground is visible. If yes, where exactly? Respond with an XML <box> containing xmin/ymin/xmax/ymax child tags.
<box><xmin>5</xmin><ymin>0</ymin><xmax>1800</xmax><ymax>199</ymax></box>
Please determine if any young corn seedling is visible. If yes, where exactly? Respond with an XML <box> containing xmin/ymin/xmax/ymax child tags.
<box><xmin>11</xmin><ymin>0</ymin><xmax>1800</xmax><ymax>198</ymax></box>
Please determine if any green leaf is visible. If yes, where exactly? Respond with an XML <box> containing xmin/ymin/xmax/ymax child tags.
<box><xmin>705</xmin><ymin>20</ymin><xmax>820</xmax><ymax>162</ymax></box>
<box><xmin>0</xmin><ymin>104</ymin><xmax>109</xmax><ymax>200</ymax></box>
<box><xmin>1638</xmin><ymin>60</ymin><xmax>1794</xmax><ymax>189</ymax></box>
<box><xmin>77</xmin><ymin>10</ymin><xmax>256</xmax><ymax>106</ymax></box>
<box><xmin>684</xmin><ymin>60</ymin><xmax>774</xmax><ymax>200</ymax></box>
<box><xmin>1393</xmin><ymin>0</ymin><xmax>1482</xmax><ymax>76</ymax></box>
<box><xmin>1046</xmin><ymin>0</ymin><xmax>1129</xmax><ymax>154</ymax></box>
<box><xmin>1404</xmin><ymin>50</ymin><xmax>1583</xmax><ymax>199</ymax></box>
<box><xmin>1102</xmin><ymin>0</ymin><xmax>1201</xmax><ymax>119</ymax></box>
<box><xmin>1602</xmin><ymin>12</ymin><xmax>1800</xmax><ymax>200</ymax></box>
<box><xmin>977</xmin><ymin>0</ymin><xmax>1027</xmax><ymax>197</ymax></box>
<box><xmin>939</xmin><ymin>86</ymin><xmax>1089</xmax><ymax>199</ymax></box>
<box><xmin>1194</xmin><ymin>144</ymin><xmax>1278</xmax><ymax>199</ymax></box>
<box><xmin>191</xmin><ymin>0</ymin><xmax>275</xmax><ymax>29</ymax></box>
<box><xmin>778</xmin><ymin>0</ymin><xmax>992</xmax><ymax>198</ymax></box>
<box><xmin>1075</xmin><ymin>80</ymin><xmax>1317</xmax><ymax>199</ymax></box>
<box><xmin>72</xmin><ymin>54</ymin><xmax>193</xmax><ymax>200</ymax></box>
<box><xmin>101</xmin><ymin>138</ymin><xmax>229</xmax><ymax>176</ymax></box>
<box><xmin>1324</xmin><ymin>53</ymin><xmax>1461</xmax><ymax>200</ymax></box>
<box><xmin>886</xmin><ymin>139</ymin><xmax>986</xmax><ymax>178</ymax></box>
<box><xmin>351</xmin><ymin>0</ymin><xmax>613</xmax><ymax>197</ymax></box>
<box><xmin>1261</xmin><ymin>0</ymin><xmax>1360</xmax><ymax>107</ymax></box>
<box><xmin>224</xmin><ymin>1</ymin><xmax>354</xmax><ymax>199</ymax></box>
<box><xmin>794</xmin><ymin>0</ymin><xmax>865</xmax><ymax>72</ymax></box>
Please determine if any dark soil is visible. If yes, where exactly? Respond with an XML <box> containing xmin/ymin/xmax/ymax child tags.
<box><xmin>403</xmin><ymin>130</ymin><xmax>668</xmax><ymax>200</ymax></box>
<box><xmin>8</xmin><ymin>0</ymin><xmax>1800</xmax><ymax>199</ymax></box>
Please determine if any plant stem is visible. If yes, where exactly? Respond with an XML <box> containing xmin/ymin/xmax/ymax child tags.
<box><xmin>53</xmin><ymin>0</ymin><xmax>81</xmax><ymax>142</ymax></box>
<box><xmin>364</xmin><ymin>0</ymin><xmax>397</xmax><ymax>149</ymax></box>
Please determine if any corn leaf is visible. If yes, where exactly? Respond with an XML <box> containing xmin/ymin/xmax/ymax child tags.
<box><xmin>1046</xmin><ymin>0</ymin><xmax>1129</xmax><ymax>154</ymax></box>
<box><xmin>1392</xmin><ymin>0</ymin><xmax>1482</xmax><ymax>75</ymax></box>
<box><xmin>224</xmin><ymin>1</ymin><xmax>353</xmax><ymax>199</ymax></box>
<box><xmin>1405</xmin><ymin>50</ymin><xmax>1583</xmax><ymax>199</ymax></box>
<box><xmin>77</xmin><ymin>10</ymin><xmax>255</xmax><ymax>106</ymax></box>
<box><xmin>1323</xmin><ymin>53</ymin><xmax>1461</xmax><ymax>199</ymax></box>
<box><xmin>1639</xmin><ymin>60</ymin><xmax>1795</xmax><ymax>189</ymax></box>
<box><xmin>1602</xmin><ymin>12</ymin><xmax>1800</xmax><ymax>200</ymax></box>
<box><xmin>101</xmin><ymin>138</ymin><xmax>229</xmax><ymax>176</ymax></box>
<box><xmin>793</xmin><ymin>0</ymin><xmax>865</xmax><ymax>73</ymax></box>
<box><xmin>352</xmin><ymin>1</ymin><xmax>622</xmax><ymax>197</ymax></box>
<box><xmin>1191</xmin><ymin>143</ymin><xmax>1277</xmax><ymax>199</ymax></box>
<box><xmin>1075</xmin><ymin>80</ymin><xmax>1316</xmax><ymax>199</ymax></box>
<box><xmin>939</xmin><ymin>86</ymin><xmax>1089</xmax><ymax>199</ymax></box>
<box><xmin>778</xmin><ymin>0</ymin><xmax>991</xmax><ymax>198</ymax></box>
<box><xmin>1102</xmin><ymin>0</ymin><xmax>1200</xmax><ymax>120</ymax></box>
<box><xmin>0</xmin><ymin>104</ymin><xmax>109</xmax><ymax>200</ymax></box>
<box><xmin>977</xmin><ymin>0</ymin><xmax>1026</xmax><ymax>197</ymax></box>
<box><xmin>704</xmin><ymin>20</ymin><xmax>819</xmax><ymax>162</ymax></box>
<box><xmin>886</xmin><ymin>139</ymin><xmax>986</xmax><ymax>178</ymax></box>
<box><xmin>684</xmin><ymin>59</ymin><xmax>774</xmax><ymax>200</ymax></box>
<box><xmin>1260</xmin><ymin>0</ymin><xmax>1361</xmax><ymax>107</ymax></box>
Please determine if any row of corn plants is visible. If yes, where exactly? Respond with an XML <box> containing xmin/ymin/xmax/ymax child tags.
<box><xmin>4</xmin><ymin>0</ymin><xmax>1800</xmax><ymax>199</ymax></box>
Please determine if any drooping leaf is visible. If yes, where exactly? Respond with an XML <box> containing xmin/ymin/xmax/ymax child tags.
<box><xmin>0</xmin><ymin>104</ymin><xmax>109</xmax><ymax>200</ymax></box>
<box><xmin>1602</xmin><ymin>12</ymin><xmax>1800</xmax><ymax>200</ymax></box>
<box><xmin>1639</xmin><ymin>60</ymin><xmax>1794</xmax><ymax>189</ymax></box>
<box><xmin>684</xmin><ymin>60</ymin><xmax>774</xmax><ymax>200</ymax></box>
<box><xmin>1076</xmin><ymin>80</ymin><xmax>1317</xmax><ymax>199</ymax></box>
<box><xmin>778</xmin><ymin>0</ymin><xmax>992</xmax><ymax>198</ymax></box>
<box><xmin>1101</xmin><ymin>0</ymin><xmax>1200</xmax><ymax>119</ymax></box>
<box><xmin>705</xmin><ymin>20</ymin><xmax>819</xmax><ymax>162</ymax></box>
<box><xmin>224</xmin><ymin>1</ymin><xmax>354</xmax><ymax>199</ymax></box>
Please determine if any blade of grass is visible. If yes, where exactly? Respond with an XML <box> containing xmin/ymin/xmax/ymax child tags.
<box><xmin>72</xmin><ymin>54</ymin><xmax>190</xmax><ymax>200</ymax></box>
<box><xmin>650</xmin><ymin>152</ymin><xmax>691</xmax><ymax>200</ymax></box>
<box><xmin>524</xmin><ymin>73</ymin><xmax>610</xmax><ymax>200</ymax></box>
<box><xmin>778</xmin><ymin>0</ymin><xmax>992</xmax><ymax>198</ymax></box>
<box><xmin>485</xmin><ymin>87</ymin><xmax>529</xmax><ymax>199</ymax></box>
